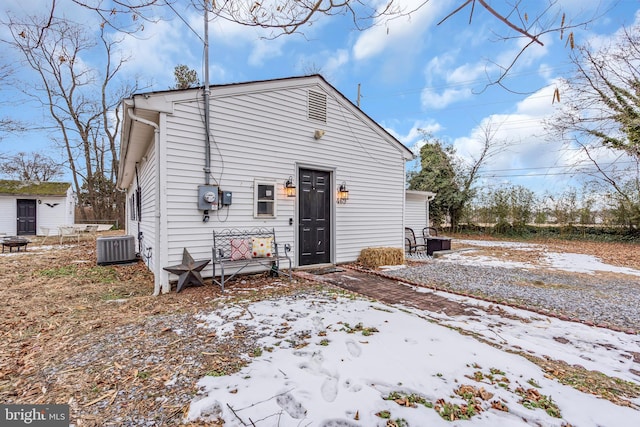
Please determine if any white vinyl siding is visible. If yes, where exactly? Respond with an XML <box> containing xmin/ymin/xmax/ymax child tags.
<box><xmin>0</xmin><ymin>197</ymin><xmax>15</xmax><ymax>235</ymax></box>
<box><xmin>124</xmin><ymin>141</ymin><xmax>157</xmax><ymax>271</ymax></box>
<box><xmin>159</xmin><ymin>83</ymin><xmax>407</xmax><ymax>272</ymax></box>
<box><xmin>121</xmin><ymin>76</ymin><xmax>412</xmax><ymax>287</ymax></box>
<box><xmin>405</xmin><ymin>194</ymin><xmax>429</xmax><ymax>233</ymax></box>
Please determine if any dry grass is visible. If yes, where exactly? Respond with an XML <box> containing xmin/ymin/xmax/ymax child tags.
<box><xmin>0</xmin><ymin>233</ymin><xmax>321</xmax><ymax>426</ymax></box>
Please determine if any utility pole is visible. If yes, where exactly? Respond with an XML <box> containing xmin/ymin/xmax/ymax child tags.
<box><xmin>357</xmin><ymin>83</ymin><xmax>361</xmax><ymax>108</ymax></box>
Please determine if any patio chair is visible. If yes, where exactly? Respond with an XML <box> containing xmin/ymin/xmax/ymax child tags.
<box><xmin>39</xmin><ymin>226</ymin><xmax>52</xmax><ymax>244</ymax></box>
<box><xmin>422</xmin><ymin>226</ymin><xmax>439</xmax><ymax>237</ymax></box>
<box><xmin>59</xmin><ymin>226</ymin><xmax>81</xmax><ymax>244</ymax></box>
<box><xmin>84</xmin><ymin>225</ymin><xmax>99</xmax><ymax>237</ymax></box>
<box><xmin>405</xmin><ymin>227</ymin><xmax>428</xmax><ymax>254</ymax></box>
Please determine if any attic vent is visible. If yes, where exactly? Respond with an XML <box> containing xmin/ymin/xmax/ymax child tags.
<box><xmin>308</xmin><ymin>90</ymin><xmax>327</xmax><ymax>123</ymax></box>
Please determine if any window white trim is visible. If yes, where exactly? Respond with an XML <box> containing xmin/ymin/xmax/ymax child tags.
<box><xmin>253</xmin><ymin>180</ymin><xmax>277</xmax><ymax>218</ymax></box>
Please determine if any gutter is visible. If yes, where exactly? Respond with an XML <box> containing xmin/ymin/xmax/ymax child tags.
<box><xmin>126</xmin><ymin>104</ymin><xmax>166</xmax><ymax>296</ymax></box>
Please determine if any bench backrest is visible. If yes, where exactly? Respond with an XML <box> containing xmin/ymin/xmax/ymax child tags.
<box><xmin>213</xmin><ymin>227</ymin><xmax>278</xmax><ymax>261</ymax></box>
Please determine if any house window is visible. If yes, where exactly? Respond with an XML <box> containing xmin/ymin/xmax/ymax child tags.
<box><xmin>130</xmin><ymin>195</ymin><xmax>136</xmax><ymax>221</ymax></box>
<box><xmin>254</xmin><ymin>181</ymin><xmax>277</xmax><ymax>218</ymax></box>
<box><xmin>308</xmin><ymin>90</ymin><xmax>327</xmax><ymax>123</ymax></box>
<box><xmin>130</xmin><ymin>189</ymin><xmax>142</xmax><ymax>221</ymax></box>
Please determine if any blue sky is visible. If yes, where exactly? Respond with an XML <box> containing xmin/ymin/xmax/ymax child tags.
<box><xmin>1</xmin><ymin>0</ymin><xmax>639</xmax><ymax>196</ymax></box>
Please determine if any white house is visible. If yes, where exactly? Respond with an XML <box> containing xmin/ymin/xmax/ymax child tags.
<box><xmin>0</xmin><ymin>180</ymin><xmax>75</xmax><ymax>236</ymax></box>
<box><xmin>116</xmin><ymin>75</ymin><xmax>415</xmax><ymax>294</ymax></box>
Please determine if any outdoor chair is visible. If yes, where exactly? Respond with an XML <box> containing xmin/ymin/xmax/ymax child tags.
<box><xmin>39</xmin><ymin>226</ymin><xmax>53</xmax><ymax>244</ymax></box>
<box><xmin>422</xmin><ymin>226</ymin><xmax>439</xmax><ymax>237</ymax></box>
<box><xmin>59</xmin><ymin>226</ymin><xmax>81</xmax><ymax>244</ymax></box>
<box><xmin>84</xmin><ymin>225</ymin><xmax>99</xmax><ymax>237</ymax></box>
<box><xmin>405</xmin><ymin>227</ymin><xmax>428</xmax><ymax>254</ymax></box>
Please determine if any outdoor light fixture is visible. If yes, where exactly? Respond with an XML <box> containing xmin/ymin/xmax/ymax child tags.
<box><xmin>337</xmin><ymin>182</ymin><xmax>349</xmax><ymax>204</ymax></box>
<box><xmin>285</xmin><ymin>176</ymin><xmax>296</xmax><ymax>197</ymax></box>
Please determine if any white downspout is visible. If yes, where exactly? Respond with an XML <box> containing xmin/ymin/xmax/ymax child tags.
<box><xmin>127</xmin><ymin>107</ymin><xmax>165</xmax><ymax>296</ymax></box>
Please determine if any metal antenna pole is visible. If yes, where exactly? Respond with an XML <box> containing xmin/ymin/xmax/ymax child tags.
<box><xmin>203</xmin><ymin>2</ymin><xmax>211</xmax><ymax>185</ymax></box>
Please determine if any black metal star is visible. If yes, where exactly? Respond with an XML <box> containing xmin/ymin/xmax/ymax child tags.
<box><xmin>163</xmin><ymin>248</ymin><xmax>211</xmax><ymax>293</ymax></box>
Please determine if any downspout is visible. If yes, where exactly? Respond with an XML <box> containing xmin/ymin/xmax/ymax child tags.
<box><xmin>127</xmin><ymin>106</ymin><xmax>164</xmax><ymax>296</ymax></box>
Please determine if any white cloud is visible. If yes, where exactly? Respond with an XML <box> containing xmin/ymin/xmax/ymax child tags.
<box><xmin>421</xmin><ymin>87</ymin><xmax>471</xmax><ymax>110</ymax></box>
<box><xmin>119</xmin><ymin>19</ymin><xmax>197</xmax><ymax>87</ymax></box>
<box><xmin>323</xmin><ymin>49</ymin><xmax>349</xmax><ymax>77</ymax></box>
<box><xmin>386</xmin><ymin>119</ymin><xmax>443</xmax><ymax>156</ymax></box>
<box><xmin>248</xmin><ymin>38</ymin><xmax>285</xmax><ymax>67</ymax></box>
<box><xmin>445</xmin><ymin>79</ymin><xmax>630</xmax><ymax>194</ymax></box>
<box><xmin>352</xmin><ymin>0</ymin><xmax>455</xmax><ymax>61</ymax></box>
<box><xmin>420</xmin><ymin>56</ymin><xmax>488</xmax><ymax>110</ymax></box>
<box><xmin>208</xmin><ymin>13</ymin><xmax>289</xmax><ymax>67</ymax></box>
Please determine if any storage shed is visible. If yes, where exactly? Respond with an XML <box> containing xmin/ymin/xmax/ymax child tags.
<box><xmin>0</xmin><ymin>180</ymin><xmax>75</xmax><ymax>237</ymax></box>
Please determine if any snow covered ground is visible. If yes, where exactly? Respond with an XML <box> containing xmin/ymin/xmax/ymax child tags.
<box><xmin>451</xmin><ymin>239</ymin><xmax>640</xmax><ymax>276</ymax></box>
<box><xmin>185</xmin><ymin>297</ymin><xmax>640</xmax><ymax>426</ymax></box>
<box><xmin>184</xmin><ymin>240</ymin><xmax>640</xmax><ymax>426</ymax></box>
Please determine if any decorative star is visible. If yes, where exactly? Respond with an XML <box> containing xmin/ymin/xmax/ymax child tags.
<box><xmin>163</xmin><ymin>248</ymin><xmax>211</xmax><ymax>293</ymax></box>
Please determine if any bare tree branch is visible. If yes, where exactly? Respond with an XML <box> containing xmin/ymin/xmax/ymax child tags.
<box><xmin>4</xmin><ymin>13</ymin><xmax>139</xmax><ymax>222</ymax></box>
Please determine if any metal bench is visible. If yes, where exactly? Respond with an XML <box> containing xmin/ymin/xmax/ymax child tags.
<box><xmin>212</xmin><ymin>227</ymin><xmax>292</xmax><ymax>291</ymax></box>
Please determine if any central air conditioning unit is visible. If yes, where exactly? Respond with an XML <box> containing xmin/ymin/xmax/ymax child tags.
<box><xmin>97</xmin><ymin>235</ymin><xmax>137</xmax><ymax>265</ymax></box>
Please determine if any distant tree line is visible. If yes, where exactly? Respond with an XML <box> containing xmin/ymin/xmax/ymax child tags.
<box><xmin>462</xmin><ymin>185</ymin><xmax>635</xmax><ymax>232</ymax></box>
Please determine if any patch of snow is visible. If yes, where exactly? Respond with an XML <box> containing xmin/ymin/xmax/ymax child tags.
<box><xmin>544</xmin><ymin>252</ymin><xmax>640</xmax><ymax>276</ymax></box>
<box><xmin>186</xmin><ymin>294</ymin><xmax>640</xmax><ymax>426</ymax></box>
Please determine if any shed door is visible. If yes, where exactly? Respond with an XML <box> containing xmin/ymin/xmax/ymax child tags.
<box><xmin>17</xmin><ymin>199</ymin><xmax>37</xmax><ymax>235</ymax></box>
<box><xmin>298</xmin><ymin>169</ymin><xmax>331</xmax><ymax>266</ymax></box>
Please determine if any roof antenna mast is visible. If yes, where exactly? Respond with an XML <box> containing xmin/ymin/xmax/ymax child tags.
<box><xmin>203</xmin><ymin>1</ymin><xmax>211</xmax><ymax>185</ymax></box>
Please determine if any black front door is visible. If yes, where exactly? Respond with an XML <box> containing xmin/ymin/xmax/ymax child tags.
<box><xmin>298</xmin><ymin>169</ymin><xmax>331</xmax><ymax>266</ymax></box>
<box><xmin>17</xmin><ymin>199</ymin><xmax>37</xmax><ymax>235</ymax></box>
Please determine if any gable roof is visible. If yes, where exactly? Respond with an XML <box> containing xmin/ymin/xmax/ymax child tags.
<box><xmin>0</xmin><ymin>180</ymin><xmax>71</xmax><ymax>197</ymax></box>
<box><xmin>118</xmin><ymin>74</ymin><xmax>414</xmax><ymax>189</ymax></box>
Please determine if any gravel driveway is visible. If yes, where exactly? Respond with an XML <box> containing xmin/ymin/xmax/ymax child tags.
<box><xmin>385</xmin><ymin>240</ymin><xmax>640</xmax><ymax>333</ymax></box>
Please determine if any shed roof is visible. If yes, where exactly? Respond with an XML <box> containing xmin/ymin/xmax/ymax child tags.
<box><xmin>0</xmin><ymin>180</ymin><xmax>71</xmax><ymax>196</ymax></box>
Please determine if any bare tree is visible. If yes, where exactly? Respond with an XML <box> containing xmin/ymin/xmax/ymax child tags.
<box><xmin>409</xmin><ymin>120</ymin><xmax>505</xmax><ymax>229</ymax></box>
<box><xmin>548</xmin><ymin>25</ymin><xmax>640</xmax><ymax>228</ymax></box>
<box><xmin>4</xmin><ymin>13</ymin><xmax>138</xmax><ymax>222</ymax></box>
<box><xmin>0</xmin><ymin>61</ymin><xmax>28</xmax><ymax>141</ymax></box>
<box><xmin>0</xmin><ymin>151</ymin><xmax>63</xmax><ymax>181</ymax></box>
